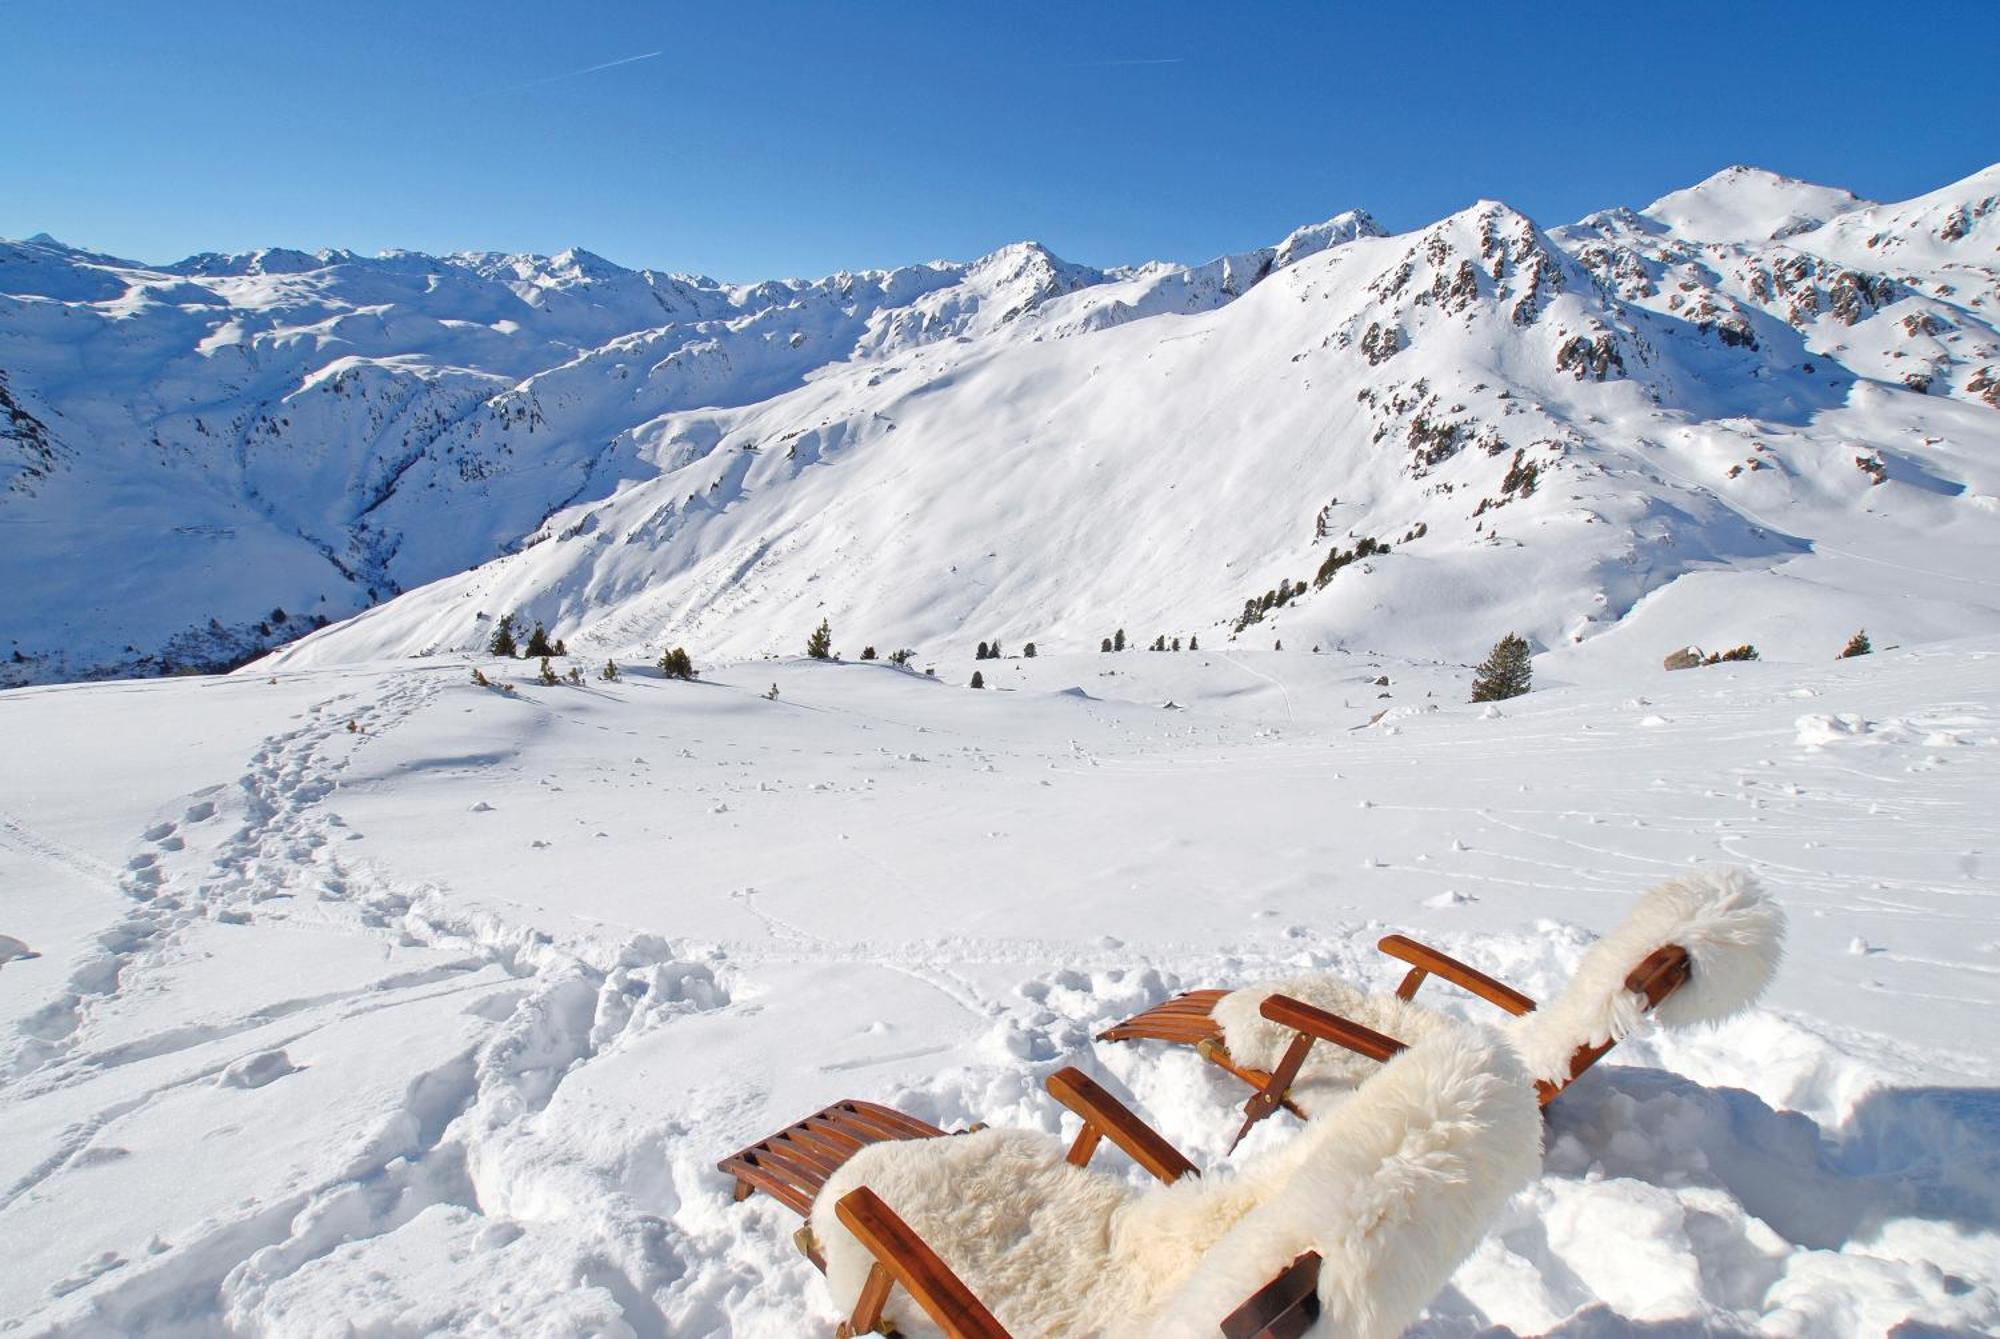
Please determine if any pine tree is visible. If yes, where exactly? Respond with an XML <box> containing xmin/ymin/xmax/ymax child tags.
<box><xmin>470</xmin><ymin>667</ymin><xmax>491</xmax><ymax>687</ymax></box>
<box><xmin>537</xmin><ymin>656</ymin><xmax>559</xmax><ymax>686</ymax></box>
<box><xmin>599</xmin><ymin>659</ymin><xmax>621</xmax><ymax>681</ymax></box>
<box><xmin>1171</xmin><ymin>637</ymin><xmax>1181</xmax><ymax>651</ymax></box>
<box><xmin>565</xmin><ymin>665</ymin><xmax>584</xmax><ymax>685</ymax></box>
<box><xmin>1189</xmin><ymin>635</ymin><xmax>1198</xmax><ymax>651</ymax></box>
<box><xmin>488</xmin><ymin>613</ymin><xmax>519</xmax><ymax>658</ymax></box>
<box><xmin>888</xmin><ymin>648</ymin><xmax>913</xmax><ymax>666</ymax></box>
<box><xmin>989</xmin><ymin>639</ymin><xmax>1002</xmax><ymax>659</ymax></box>
<box><xmin>1100</xmin><ymin>637</ymin><xmax>1113</xmax><ymax>653</ymax></box>
<box><xmin>1840</xmin><ymin>629</ymin><xmax>1872</xmax><ymax>659</ymax></box>
<box><xmin>1469</xmin><ymin>633</ymin><xmax>1532</xmax><ymax>702</ymax></box>
<box><xmin>659</xmin><ymin>647</ymin><xmax>697</xmax><ymax>681</ymax></box>
<box><xmin>553</xmin><ymin>638</ymin><xmax>568</xmax><ymax>657</ymax></box>
<box><xmin>970</xmin><ymin>670</ymin><xmax>984</xmax><ymax>689</ymax></box>
<box><xmin>976</xmin><ymin>641</ymin><xmax>990</xmax><ymax>660</ymax></box>
<box><xmin>806</xmin><ymin>618</ymin><xmax>833</xmax><ymax>660</ymax></box>
<box><xmin>525</xmin><ymin>623</ymin><xmax>556</xmax><ymax>658</ymax></box>
<box><xmin>1023</xmin><ymin>642</ymin><xmax>1036</xmax><ymax>658</ymax></box>
<box><xmin>1151</xmin><ymin>635</ymin><xmax>1166</xmax><ymax>652</ymax></box>
<box><xmin>1114</xmin><ymin>629</ymin><xmax>1126</xmax><ymax>652</ymax></box>
<box><xmin>860</xmin><ymin>646</ymin><xmax>878</xmax><ymax>660</ymax></box>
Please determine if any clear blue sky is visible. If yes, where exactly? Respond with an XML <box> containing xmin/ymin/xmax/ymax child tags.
<box><xmin>6</xmin><ymin>2</ymin><xmax>1996</xmax><ymax>281</ymax></box>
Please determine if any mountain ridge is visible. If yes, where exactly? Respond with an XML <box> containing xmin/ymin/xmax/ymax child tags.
<box><xmin>4</xmin><ymin>163</ymin><xmax>1997</xmax><ymax>686</ymax></box>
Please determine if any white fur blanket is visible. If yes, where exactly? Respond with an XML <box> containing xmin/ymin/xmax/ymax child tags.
<box><xmin>1215</xmin><ymin>865</ymin><xmax>1785</xmax><ymax>1105</ymax></box>
<box><xmin>811</xmin><ymin>1026</ymin><xmax>1541</xmax><ymax>1337</ymax></box>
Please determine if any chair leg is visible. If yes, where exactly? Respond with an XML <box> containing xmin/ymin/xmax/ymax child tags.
<box><xmin>837</xmin><ymin>1261</ymin><xmax>896</xmax><ymax>1337</ymax></box>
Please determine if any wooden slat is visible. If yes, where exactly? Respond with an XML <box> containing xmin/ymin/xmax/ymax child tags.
<box><xmin>1377</xmin><ymin>935</ymin><xmax>1537</xmax><ymax>1016</ymax></box>
<box><xmin>1045</xmin><ymin>1067</ymin><xmax>1198</xmax><ymax>1184</ymax></box>
<box><xmin>718</xmin><ymin>1099</ymin><xmax>947</xmax><ymax>1219</ymax></box>
<box><xmin>835</xmin><ymin>1187</ymin><xmax>1010</xmax><ymax>1339</ymax></box>
<box><xmin>1095</xmin><ymin>990</ymin><xmax>1227</xmax><ymax>1042</ymax></box>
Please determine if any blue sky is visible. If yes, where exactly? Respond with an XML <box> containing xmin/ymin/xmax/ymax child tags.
<box><xmin>6</xmin><ymin>2</ymin><xmax>1996</xmax><ymax>281</ymax></box>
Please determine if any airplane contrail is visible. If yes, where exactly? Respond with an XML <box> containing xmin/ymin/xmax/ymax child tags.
<box><xmin>505</xmin><ymin>49</ymin><xmax>664</xmax><ymax>93</ymax></box>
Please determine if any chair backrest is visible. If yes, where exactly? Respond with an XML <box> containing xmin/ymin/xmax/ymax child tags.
<box><xmin>1136</xmin><ymin>1025</ymin><xmax>1543</xmax><ymax>1339</ymax></box>
<box><xmin>1508</xmin><ymin>866</ymin><xmax>1782</xmax><ymax>1091</ymax></box>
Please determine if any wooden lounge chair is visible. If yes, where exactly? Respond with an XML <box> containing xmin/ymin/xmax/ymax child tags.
<box><xmin>725</xmin><ymin>1024</ymin><xmax>1542</xmax><ymax>1337</ymax></box>
<box><xmin>1100</xmin><ymin>866</ymin><xmax>1783</xmax><ymax>1145</ymax></box>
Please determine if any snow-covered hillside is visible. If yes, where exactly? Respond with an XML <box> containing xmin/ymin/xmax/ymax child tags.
<box><xmin>2</xmin><ymin>641</ymin><xmax>1996</xmax><ymax>1334</ymax></box>
<box><xmin>5</xmin><ymin>165</ymin><xmax>1996</xmax><ymax>687</ymax></box>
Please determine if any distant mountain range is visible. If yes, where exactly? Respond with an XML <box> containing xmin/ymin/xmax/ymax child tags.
<box><xmin>4</xmin><ymin>163</ymin><xmax>1996</xmax><ymax>686</ymax></box>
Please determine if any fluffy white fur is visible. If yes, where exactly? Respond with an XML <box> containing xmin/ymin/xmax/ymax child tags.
<box><xmin>1216</xmin><ymin>865</ymin><xmax>1786</xmax><ymax>1103</ymax></box>
<box><xmin>810</xmin><ymin>1026</ymin><xmax>1542</xmax><ymax>1337</ymax></box>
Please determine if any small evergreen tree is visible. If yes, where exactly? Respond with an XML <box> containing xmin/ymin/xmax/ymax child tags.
<box><xmin>470</xmin><ymin>667</ymin><xmax>491</xmax><ymax>687</ymax></box>
<box><xmin>976</xmin><ymin>641</ymin><xmax>990</xmax><ymax>660</ymax></box>
<box><xmin>806</xmin><ymin>618</ymin><xmax>833</xmax><ymax>660</ymax></box>
<box><xmin>1171</xmin><ymin>637</ymin><xmax>1181</xmax><ymax>651</ymax></box>
<box><xmin>488</xmin><ymin>613</ymin><xmax>519</xmax><ymax>658</ymax></box>
<box><xmin>989</xmin><ymin>639</ymin><xmax>1002</xmax><ymax>659</ymax></box>
<box><xmin>1151</xmin><ymin>635</ymin><xmax>1166</xmax><ymax>652</ymax></box>
<box><xmin>525</xmin><ymin>623</ymin><xmax>556</xmax><ymax>658</ymax></box>
<box><xmin>553</xmin><ymin>638</ymin><xmax>568</xmax><ymax>657</ymax></box>
<box><xmin>888</xmin><ymin>648</ymin><xmax>913</xmax><ymax>666</ymax></box>
<box><xmin>659</xmin><ymin>647</ymin><xmax>697</xmax><ymax>680</ymax></box>
<box><xmin>1100</xmin><ymin>637</ymin><xmax>1113</xmax><ymax>653</ymax></box>
<box><xmin>1274</xmin><ymin>639</ymin><xmax>1283</xmax><ymax>651</ymax></box>
<box><xmin>860</xmin><ymin>646</ymin><xmax>878</xmax><ymax>660</ymax></box>
<box><xmin>1840</xmin><ymin>629</ymin><xmax>1872</xmax><ymax>659</ymax></box>
<box><xmin>565</xmin><ymin>665</ymin><xmax>584</xmax><ymax>685</ymax></box>
<box><xmin>970</xmin><ymin>670</ymin><xmax>985</xmax><ymax>689</ymax></box>
<box><xmin>600</xmin><ymin>659</ymin><xmax>621</xmax><ymax>682</ymax></box>
<box><xmin>1114</xmin><ymin>629</ymin><xmax>1126</xmax><ymax>652</ymax></box>
<box><xmin>1469</xmin><ymin>633</ymin><xmax>1532</xmax><ymax>702</ymax></box>
<box><xmin>537</xmin><ymin>656</ymin><xmax>559</xmax><ymax>686</ymax></box>
<box><xmin>1023</xmin><ymin>642</ymin><xmax>1036</xmax><ymax>658</ymax></box>
<box><xmin>1189</xmin><ymin>635</ymin><xmax>1198</xmax><ymax>651</ymax></box>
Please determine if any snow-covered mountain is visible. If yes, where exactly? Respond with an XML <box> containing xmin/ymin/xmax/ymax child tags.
<box><xmin>3</xmin><ymin>165</ymin><xmax>1996</xmax><ymax>686</ymax></box>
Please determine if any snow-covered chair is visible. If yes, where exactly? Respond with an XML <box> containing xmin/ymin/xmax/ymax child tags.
<box><xmin>800</xmin><ymin>1025</ymin><xmax>1539</xmax><ymax>1337</ymax></box>
<box><xmin>1100</xmin><ymin>866</ymin><xmax>1785</xmax><ymax>1145</ymax></box>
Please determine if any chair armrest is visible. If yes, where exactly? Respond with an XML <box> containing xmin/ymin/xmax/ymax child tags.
<box><xmin>1046</xmin><ymin>1066</ymin><xmax>1198</xmax><ymax>1184</ymax></box>
<box><xmin>1378</xmin><ymin>934</ymin><xmax>1537</xmax><ymax>1016</ymax></box>
<box><xmin>1258</xmin><ymin>994</ymin><xmax>1410</xmax><ymax>1062</ymax></box>
<box><xmin>834</xmin><ymin>1187</ymin><xmax>1010</xmax><ymax>1338</ymax></box>
<box><xmin>1220</xmin><ymin>1251</ymin><xmax>1323</xmax><ymax>1339</ymax></box>
<box><xmin>1229</xmin><ymin>996</ymin><xmax>1412</xmax><ymax>1151</ymax></box>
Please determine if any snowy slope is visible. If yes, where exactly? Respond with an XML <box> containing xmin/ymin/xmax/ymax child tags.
<box><xmin>2</xmin><ymin>642</ymin><xmax>1996</xmax><ymax>1334</ymax></box>
<box><xmin>0</xmin><ymin>217</ymin><xmax>1359</xmax><ymax>687</ymax></box>
<box><xmin>264</xmin><ymin>167</ymin><xmax>2000</xmax><ymax>683</ymax></box>
<box><xmin>6</xmin><ymin>165</ymin><xmax>1999</xmax><ymax>691</ymax></box>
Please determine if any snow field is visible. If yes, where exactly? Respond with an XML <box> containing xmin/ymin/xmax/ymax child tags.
<box><xmin>0</xmin><ymin>642</ymin><xmax>1996</xmax><ymax>1335</ymax></box>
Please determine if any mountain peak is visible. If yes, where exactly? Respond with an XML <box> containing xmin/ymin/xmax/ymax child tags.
<box><xmin>1642</xmin><ymin>165</ymin><xmax>1869</xmax><ymax>244</ymax></box>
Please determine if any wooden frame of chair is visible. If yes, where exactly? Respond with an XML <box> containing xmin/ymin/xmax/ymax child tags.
<box><xmin>831</xmin><ymin>1186</ymin><xmax>1325</xmax><ymax>1339</ymax></box>
<box><xmin>729</xmin><ymin>1070</ymin><xmax>1325</xmax><ymax>1336</ymax></box>
<box><xmin>1101</xmin><ymin>933</ymin><xmax>1694</xmax><ymax>1142</ymax></box>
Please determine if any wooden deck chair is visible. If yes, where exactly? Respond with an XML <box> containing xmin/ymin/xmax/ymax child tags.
<box><xmin>804</xmin><ymin>1025</ymin><xmax>1542</xmax><ymax>1338</ymax></box>
<box><xmin>719</xmin><ymin>1066</ymin><xmax>1204</xmax><ymax>1271</ymax></box>
<box><xmin>1100</xmin><ymin>866</ymin><xmax>1783</xmax><ymax>1144</ymax></box>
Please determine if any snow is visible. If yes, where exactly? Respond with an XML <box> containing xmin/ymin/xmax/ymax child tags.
<box><xmin>3</xmin><ymin>639</ymin><xmax>1996</xmax><ymax>1334</ymax></box>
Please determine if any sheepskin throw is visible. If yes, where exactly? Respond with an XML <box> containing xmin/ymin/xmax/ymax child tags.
<box><xmin>1216</xmin><ymin>865</ymin><xmax>1786</xmax><ymax>1107</ymax></box>
<box><xmin>812</xmin><ymin>1025</ymin><xmax>1542</xmax><ymax>1337</ymax></box>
